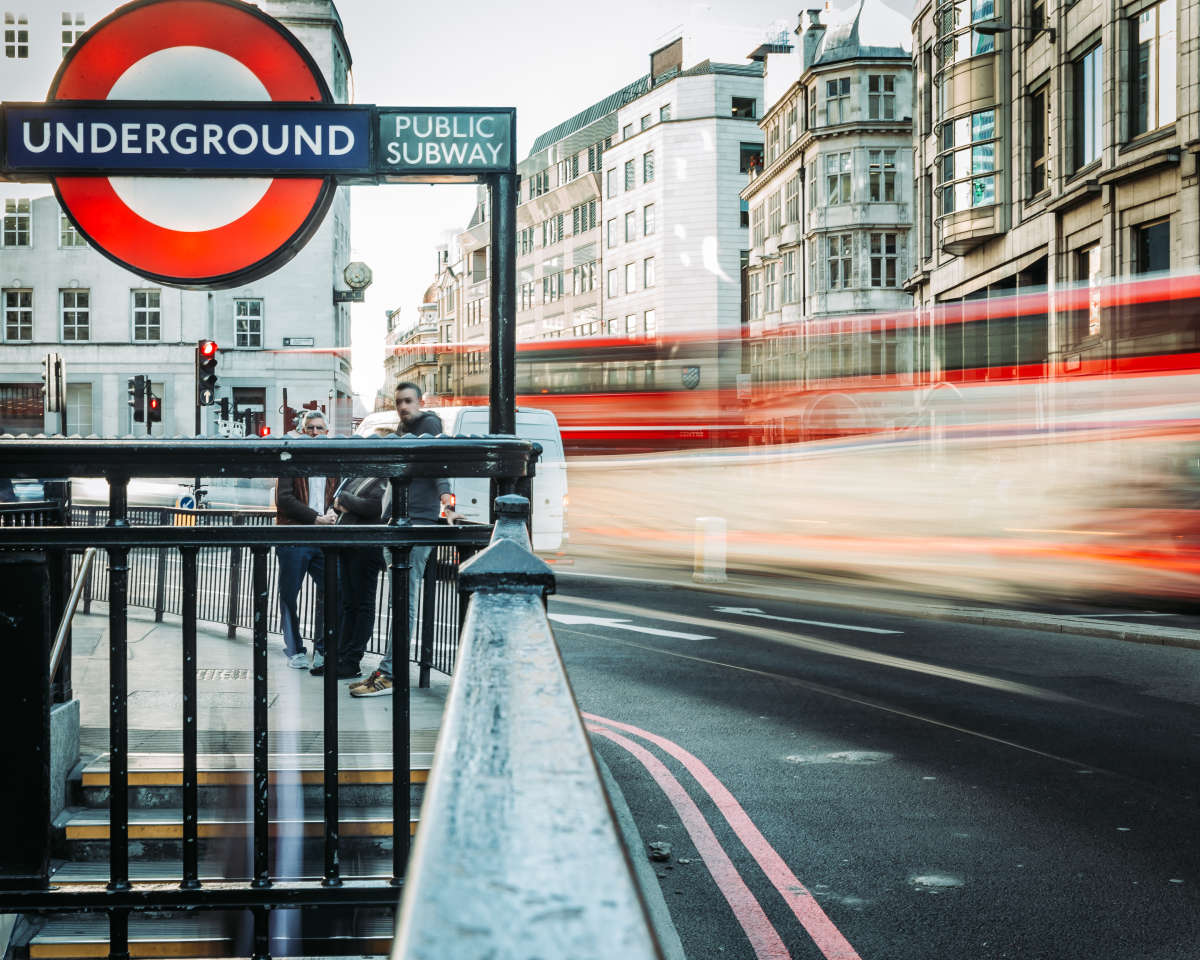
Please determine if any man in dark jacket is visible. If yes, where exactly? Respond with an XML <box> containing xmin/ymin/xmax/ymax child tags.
<box><xmin>274</xmin><ymin>410</ymin><xmax>337</xmax><ymax>670</ymax></box>
<box><xmin>350</xmin><ymin>382</ymin><xmax>458</xmax><ymax>697</ymax></box>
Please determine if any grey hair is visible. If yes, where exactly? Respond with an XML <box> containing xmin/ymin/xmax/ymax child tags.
<box><xmin>298</xmin><ymin>409</ymin><xmax>326</xmax><ymax>427</ymax></box>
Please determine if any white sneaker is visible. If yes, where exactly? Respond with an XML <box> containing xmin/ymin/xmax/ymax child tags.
<box><xmin>310</xmin><ymin>651</ymin><xmax>325</xmax><ymax>673</ymax></box>
<box><xmin>287</xmin><ymin>653</ymin><xmax>309</xmax><ymax>669</ymax></box>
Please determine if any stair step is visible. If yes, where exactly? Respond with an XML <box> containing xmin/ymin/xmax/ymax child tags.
<box><xmin>27</xmin><ymin>912</ymin><xmax>394</xmax><ymax>958</ymax></box>
<box><xmin>80</xmin><ymin>753</ymin><xmax>430</xmax><ymax>787</ymax></box>
<box><xmin>49</xmin><ymin>857</ymin><xmax>398</xmax><ymax>885</ymax></box>
<box><xmin>60</xmin><ymin>807</ymin><xmax>418</xmax><ymax>840</ymax></box>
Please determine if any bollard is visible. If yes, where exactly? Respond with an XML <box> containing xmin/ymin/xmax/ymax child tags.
<box><xmin>693</xmin><ymin>516</ymin><xmax>727</xmax><ymax>583</ymax></box>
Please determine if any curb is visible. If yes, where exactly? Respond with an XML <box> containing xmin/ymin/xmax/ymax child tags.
<box><xmin>555</xmin><ymin>568</ymin><xmax>1200</xmax><ymax>651</ymax></box>
<box><xmin>593</xmin><ymin>751</ymin><xmax>689</xmax><ymax>960</ymax></box>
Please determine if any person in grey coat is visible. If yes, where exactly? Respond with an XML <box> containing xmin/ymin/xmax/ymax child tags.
<box><xmin>350</xmin><ymin>382</ymin><xmax>459</xmax><ymax>697</ymax></box>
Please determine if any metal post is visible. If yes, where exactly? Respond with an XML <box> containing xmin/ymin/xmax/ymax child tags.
<box><xmin>0</xmin><ymin>551</ymin><xmax>51</xmax><ymax>890</ymax></box>
<box><xmin>227</xmin><ymin>518</ymin><xmax>244</xmax><ymax>639</ymax></box>
<box><xmin>488</xmin><ymin>171</ymin><xmax>517</xmax><ymax>436</ymax></box>
<box><xmin>418</xmin><ymin>556</ymin><xmax>436</xmax><ymax>689</ymax></box>
<box><xmin>180</xmin><ymin>548</ymin><xmax>200</xmax><ymax>890</ymax></box>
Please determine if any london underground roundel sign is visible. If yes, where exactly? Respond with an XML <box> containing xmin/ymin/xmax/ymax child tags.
<box><xmin>49</xmin><ymin>0</ymin><xmax>335</xmax><ymax>289</ymax></box>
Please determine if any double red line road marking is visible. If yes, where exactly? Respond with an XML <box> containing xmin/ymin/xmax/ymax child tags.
<box><xmin>585</xmin><ymin>712</ymin><xmax>862</xmax><ymax>960</ymax></box>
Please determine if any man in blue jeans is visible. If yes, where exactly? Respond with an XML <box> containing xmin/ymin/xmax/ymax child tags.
<box><xmin>274</xmin><ymin>410</ymin><xmax>337</xmax><ymax>669</ymax></box>
<box><xmin>350</xmin><ymin>383</ymin><xmax>459</xmax><ymax>697</ymax></box>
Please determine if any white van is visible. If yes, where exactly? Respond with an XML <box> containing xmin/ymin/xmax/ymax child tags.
<box><xmin>354</xmin><ymin>405</ymin><xmax>567</xmax><ymax>553</ymax></box>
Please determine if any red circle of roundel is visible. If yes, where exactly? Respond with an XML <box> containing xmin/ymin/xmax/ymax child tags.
<box><xmin>50</xmin><ymin>0</ymin><xmax>334</xmax><ymax>289</ymax></box>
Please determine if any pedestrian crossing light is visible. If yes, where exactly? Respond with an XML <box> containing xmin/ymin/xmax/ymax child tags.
<box><xmin>257</xmin><ymin>424</ymin><xmax>271</xmax><ymax>437</ymax></box>
<box><xmin>195</xmin><ymin>339</ymin><xmax>219</xmax><ymax>406</ymax></box>
<box><xmin>148</xmin><ymin>393</ymin><xmax>162</xmax><ymax>423</ymax></box>
<box><xmin>128</xmin><ymin>375</ymin><xmax>146</xmax><ymax>423</ymax></box>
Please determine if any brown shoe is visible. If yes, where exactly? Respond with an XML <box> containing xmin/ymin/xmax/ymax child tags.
<box><xmin>349</xmin><ymin>670</ymin><xmax>393</xmax><ymax>698</ymax></box>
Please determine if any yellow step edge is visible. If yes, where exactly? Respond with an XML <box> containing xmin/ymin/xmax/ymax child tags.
<box><xmin>65</xmin><ymin>820</ymin><xmax>418</xmax><ymax>840</ymax></box>
<box><xmin>30</xmin><ymin>936</ymin><xmax>393</xmax><ymax>959</ymax></box>
<box><xmin>82</xmin><ymin>769</ymin><xmax>428</xmax><ymax>787</ymax></box>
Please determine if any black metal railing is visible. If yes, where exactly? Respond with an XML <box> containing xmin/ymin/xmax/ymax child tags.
<box><xmin>68</xmin><ymin>505</ymin><xmax>476</xmax><ymax>678</ymax></box>
<box><xmin>0</xmin><ymin>434</ymin><xmax>538</xmax><ymax>959</ymax></box>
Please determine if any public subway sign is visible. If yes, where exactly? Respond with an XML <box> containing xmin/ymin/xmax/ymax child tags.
<box><xmin>377</xmin><ymin>109</ymin><xmax>513</xmax><ymax>176</ymax></box>
<box><xmin>0</xmin><ymin>0</ymin><xmax>515</xmax><ymax>290</ymax></box>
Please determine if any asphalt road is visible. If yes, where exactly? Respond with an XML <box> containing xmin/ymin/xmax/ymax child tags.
<box><xmin>549</xmin><ymin>573</ymin><xmax>1200</xmax><ymax>960</ymax></box>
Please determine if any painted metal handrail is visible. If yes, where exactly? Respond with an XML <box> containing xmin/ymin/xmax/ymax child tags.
<box><xmin>48</xmin><ymin>546</ymin><xmax>96</xmax><ymax>691</ymax></box>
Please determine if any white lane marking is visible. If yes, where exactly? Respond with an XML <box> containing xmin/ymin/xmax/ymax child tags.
<box><xmin>547</xmin><ymin>613</ymin><xmax>713</xmax><ymax>641</ymax></box>
<box><xmin>1062</xmin><ymin>613</ymin><xmax>1175</xmax><ymax>618</ymax></box>
<box><xmin>713</xmin><ymin>605</ymin><xmax>903</xmax><ymax>635</ymax></box>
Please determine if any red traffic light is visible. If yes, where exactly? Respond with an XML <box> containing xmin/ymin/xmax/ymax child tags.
<box><xmin>148</xmin><ymin>396</ymin><xmax>160</xmax><ymax>410</ymax></box>
<box><xmin>199</xmin><ymin>339</ymin><xmax>218</xmax><ymax>357</ymax></box>
<box><xmin>257</xmin><ymin>425</ymin><xmax>271</xmax><ymax>437</ymax></box>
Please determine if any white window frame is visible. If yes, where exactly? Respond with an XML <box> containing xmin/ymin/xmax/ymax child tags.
<box><xmin>3</xmin><ymin>198</ymin><xmax>31</xmax><ymax>247</ymax></box>
<box><xmin>827</xmin><ymin>234</ymin><xmax>853</xmax><ymax>289</ymax></box>
<box><xmin>131</xmin><ymin>289</ymin><xmax>162</xmax><ymax>342</ymax></box>
<box><xmin>3</xmin><ymin>287</ymin><xmax>32</xmax><ymax>341</ymax></box>
<box><xmin>643</xmin><ymin>257</ymin><xmax>655</xmax><ymax>288</ymax></box>
<box><xmin>625</xmin><ymin>262</ymin><xmax>636</xmax><ymax>294</ymax></box>
<box><xmin>235</xmin><ymin>298</ymin><xmax>263</xmax><ymax>348</ymax></box>
<box><xmin>4</xmin><ymin>11</ymin><xmax>28</xmax><ymax>59</ymax></box>
<box><xmin>643</xmin><ymin>203</ymin><xmax>655</xmax><ymax>236</ymax></box>
<box><xmin>60</xmin><ymin>288</ymin><xmax>90</xmax><ymax>341</ymax></box>
<box><xmin>868</xmin><ymin>75</ymin><xmax>896</xmax><ymax>120</ymax></box>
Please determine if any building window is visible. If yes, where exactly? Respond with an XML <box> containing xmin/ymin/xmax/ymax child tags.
<box><xmin>643</xmin><ymin>257</ymin><xmax>655</xmax><ymax>287</ymax></box>
<box><xmin>643</xmin><ymin>203</ymin><xmax>656</xmax><ymax>236</ymax></box>
<box><xmin>827</xmin><ymin>234</ymin><xmax>853</xmax><ymax>289</ymax></box>
<box><xmin>870</xmin><ymin>233</ymin><xmax>899</xmax><ymax>287</ymax></box>
<box><xmin>785</xmin><ymin>174</ymin><xmax>800</xmax><ymax>224</ymax></box>
<box><xmin>587</xmin><ymin>139</ymin><xmax>607</xmax><ymax>173</ymax></box>
<box><xmin>751</xmin><ymin>204</ymin><xmax>765</xmax><ymax>246</ymax></box>
<box><xmin>826</xmin><ymin>152</ymin><xmax>852</xmax><ymax>204</ymax></box>
<box><xmin>3</xmin><ymin>288</ymin><xmax>32</xmax><ymax>341</ymax></box>
<box><xmin>606</xmin><ymin>168</ymin><xmax>617</xmax><ymax>198</ymax></box>
<box><xmin>1133</xmin><ymin>218</ymin><xmax>1169</xmax><ymax>274</ymax></box>
<box><xmin>739</xmin><ymin>142</ymin><xmax>763</xmax><ymax>174</ymax></box>
<box><xmin>1073</xmin><ymin>43</ymin><xmax>1103</xmax><ymax>169</ymax></box>
<box><xmin>624</xmin><ymin>159</ymin><xmax>635</xmax><ymax>191</ymax></box>
<box><xmin>528</xmin><ymin>169</ymin><xmax>549</xmax><ymax>199</ymax></box>
<box><xmin>643</xmin><ymin>150</ymin><xmax>655</xmax><ymax>183</ymax></box>
<box><xmin>3</xmin><ymin>198</ymin><xmax>31</xmax><ymax>246</ymax></box>
<box><xmin>922</xmin><ymin>174</ymin><xmax>933</xmax><ymax>259</ymax></box>
<box><xmin>782</xmin><ymin>251</ymin><xmax>797</xmax><ymax>303</ymax></box>
<box><xmin>644</xmin><ymin>309</ymin><xmax>656</xmax><ymax>338</ymax></box>
<box><xmin>61</xmin><ymin>11</ymin><xmax>84</xmax><ymax>56</ymax></box>
<box><xmin>519</xmin><ymin>226</ymin><xmax>535</xmax><ymax>255</ymax></box>
<box><xmin>640</xmin><ymin>114</ymin><xmax>651</xmax><ymax>131</ymax></box>
<box><xmin>542</xmin><ymin>213</ymin><xmax>564</xmax><ymax>246</ymax></box>
<box><xmin>732</xmin><ymin>97</ymin><xmax>756</xmax><ymax>119</ymax></box>
<box><xmin>606</xmin><ymin>268</ymin><xmax>617</xmax><ymax>298</ymax></box>
<box><xmin>53</xmin><ymin>211</ymin><xmax>81</xmax><ymax>248</ymax></box>
<box><xmin>606</xmin><ymin>218</ymin><xmax>617</xmax><ymax>248</ymax></box>
<box><xmin>868</xmin><ymin>75</ymin><xmax>896</xmax><ymax>120</ymax></box>
<box><xmin>808</xmin><ymin>161</ymin><xmax>817</xmax><ymax>210</ymax></box>
<box><xmin>808</xmin><ymin>83</ymin><xmax>818</xmax><ymax>129</ymax></box>
<box><xmin>623</xmin><ymin>262</ymin><xmax>635</xmax><ymax>295</ymax></box>
<box><xmin>1076</xmin><ymin>243</ymin><xmax>1102</xmax><ymax>339</ymax></box>
<box><xmin>624</xmin><ymin>211</ymin><xmax>636</xmax><ymax>242</ymax></box>
<box><xmin>622</xmin><ymin>123</ymin><xmax>633</xmax><ymax>140</ymax></box>
<box><xmin>825</xmin><ymin>77</ymin><xmax>850</xmax><ymax>124</ymax></box>
<box><xmin>938</xmin><ymin>108</ymin><xmax>997</xmax><ymax>213</ymax></box>
<box><xmin>625</xmin><ymin>314</ymin><xmax>638</xmax><ymax>336</ymax></box>
<box><xmin>61</xmin><ymin>289</ymin><xmax>89</xmax><ymax>341</ymax></box>
<box><xmin>66</xmin><ymin>382</ymin><xmax>91</xmax><ymax>436</ymax></box>
<box><xmin>764</xmin><ymin>262</ymin><xmax>777</xmax><ymax>313</ymax></box>
<box><xmin>235</xmin><ymin>298</ymin><xmax>263</xmax><ymax>347</ymax></box>
<box><xmin>557</xmin><ymin>154</ymin><xmax>580</xmax><ymax>186</ymax></box>
<box><xmin>748</xmin><ymin>271</ymin><xmax>762</xmax><ymax>318</ymax></box>
<box><xmin>767</xmin><ymin>191</ymin><xmax>781</xmax><ymax>235</ymax></box>
<box><xmin>659</xmin><ymin>104</ymin><xmax>671</xmax><ymax>122</ymax></box>
<box><xmin>1130</xmin><ymin>0</ymin><xmax>1176</xmax><ymax>137</ymax></box>
<box><xmin>571</xmin><ymin>200</ymin><xmax>597</xmax><ymax>236</ymax></box>
<box><xmin>785</xmin><ymin>97</ymin><xmax>799</xmax><ymax>145</ymax></box>
<box><xmin>1030</xmin><ymin>87</ymin><xmax>1048</xmax><ymax>195</ymax></box>
<box><xmin>132</xmin><ymin>290</ymin><xmax>161</xmax><ymax>341</ymax></box>
<box><xmin>935</xmin><ymin>0</ymin><xmax>995</xmax><ymax>70</ymax></box>
<box><xmin>4</xmin><ymin>11</ymin><xmax>28</xmax><ymax>58</ymax></box>
<box><xmin>868</xmin><ymin>150</ymin><xmax>896</xmax><ymax>202</ymax></box>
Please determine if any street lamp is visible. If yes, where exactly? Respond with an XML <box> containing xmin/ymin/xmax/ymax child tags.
<box><xmin>974</xmin><ymin>18</ymin><xmax>1055</xmax><ymax>44</ymax></box>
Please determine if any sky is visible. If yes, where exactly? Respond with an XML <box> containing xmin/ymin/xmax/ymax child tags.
<box><xmin>335</xmin><ymin>0</ymin><xmax>911</xmax><ymax>403</ymax></box>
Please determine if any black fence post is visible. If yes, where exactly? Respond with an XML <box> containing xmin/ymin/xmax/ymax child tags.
<box><xmin>153</xmin><ymin>509</ymin><xmax>168</xmax><ymax>623</ymax></box>
<box><xmin>0</xmin><ymin>551</ymin><xmax>52</xmax><ymax>890</ymax></box>
<box><xmin>226</xmin><ymin>516</ymin><xmax>244</xmax><ymax>639</ymax></box>
<box><xmin>418</xmin><ymin>555</ymin><xmax>437</xmax><ymax>689</ymax></box>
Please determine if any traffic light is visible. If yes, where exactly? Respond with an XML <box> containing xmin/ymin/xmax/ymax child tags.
<box><xmin>148</xmin><ymin>393</ymin><xmax>162</xmax><ymax>423</ymax></box>
<box><xmin>257</xmin><ymin>424</ymin><xmax>271</xmax><ymax>437</ymax></box>
<box><xmin>128</xmin><ymin>375</ymin><xmax>146</xmax><ymax>423</ymax></box>
<box><xmin>195</xmin><ymin>339</ymin><xmax>219</xmax><ymax>406</ymax></box>
<box><xmin>218</xmin><ymin>397</ymin><xmax>230</xmax><ymax>420</ymax></box>
<box><xmin>41</xmin><ymin>353</ymin><xmax>63</xmax><ymax>413</ymax></box>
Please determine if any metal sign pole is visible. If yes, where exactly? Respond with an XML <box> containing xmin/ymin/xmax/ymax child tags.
<box><xmin>488</xmin><ymin>171</ymin><xmax>517</xmax><ymax>437</ymax></box>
